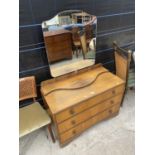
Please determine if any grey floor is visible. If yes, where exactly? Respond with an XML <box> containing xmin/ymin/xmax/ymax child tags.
<box><xmin>19</xmin><ymin>89</ymin><xmax>135</xmax><ymax>155</ymax></box>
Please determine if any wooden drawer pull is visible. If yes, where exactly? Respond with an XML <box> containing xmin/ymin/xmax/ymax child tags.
<box><xmin>109</xmin><ymin>109</ymin><xmax>113</xmax><ymax>114</ymax></box>
<box><xmin>69</xmin><ymin>109</ymin><xmax>75</xmax><ymax>115</ymax></box>
<box><xmin>71</xmin><ymin>120</ymin><xmax>76</xmax><ymax>125</ymax></box>
<box><xmin>72</xmin><ymin>130</ymin><xmax>76</xmax><ymax>135</ymax></box>
<box><xmin>110</xmin><ymin>100</ymin><xmax>114</xmax><ymax>104</ymax></box>
<box><xmin>112</xmin><ymin>90</ymin><xmax>116</xmax><ymax>95</ymax></box>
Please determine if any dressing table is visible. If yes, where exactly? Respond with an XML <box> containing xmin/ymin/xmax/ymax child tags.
<box><xmin>41</xmin><ymin>64</ymin><xmax>125</xmax><ymax>145</ymax></box>
<box><xmin>41</xmin><ymin>10</ymin><xmax>125</xmax><ymax>146</ymax></box>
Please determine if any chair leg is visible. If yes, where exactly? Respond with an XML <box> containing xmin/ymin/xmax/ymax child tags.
<box><xmin>75</xmin><ymin>47</ymin><xmax>78</xmax><ymax>58</ymax></box>
<box><xmin>47</xmin><ymin>124</ymin><xmax>55</xmax><ymax>143</ymax></box>
<box><xmin>81</xmin><ymin>49</ymin><xmax>86</xmax><ymax>59</ymax></box>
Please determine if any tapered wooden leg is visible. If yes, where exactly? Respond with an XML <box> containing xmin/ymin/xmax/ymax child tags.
<box><xmin>47</xmin><ymin>124</ymin><xmax>55</xmax><ymax>143</ymax></box>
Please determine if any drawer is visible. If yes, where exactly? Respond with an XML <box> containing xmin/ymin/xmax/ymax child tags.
<box><xmin>55</xmin><ymin>85</ymin><xmax>124</xmax><ymax>123</ymax></box>
<box><xmin>58</xmin><ymin>94</ymin><xmax>123</xmax><ymax>133</ymax></box>
<box><xmin>46</xmin><ymin>40</ymin><xmax>72</xmax><ymax>51</ymax></box>
<box><xmin>45</xmin><ymin>34</ymin><xmax>71</xmax><ymax>43</ymax></box>
<box><xmin>60</xmin><ymin>104</ymin><xmax>120</xmax><ymax>144</ymax></box>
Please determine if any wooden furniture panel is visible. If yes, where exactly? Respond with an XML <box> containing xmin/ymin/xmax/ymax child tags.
<box><xmin>113</xmin><ymin>41</ymin><xmax>132</xmax><ymax>82</ymax></box>
<box><xmin>43</xmin><ymin>29</ymin><xmax>72</xmax><ymax>63</ymax></box>
<box><xmin>41</xmin><ymin>65</ymin><xmax>124</xmax><ymax>114</ymax></box>
<box><xmin>44</xmin><ymin>30</ymin><xmax>71</xmax><ymax>41</ymax></box>
<box><xmin>58</xmin><ymin>94</ymin><xmax>123</xmax><ymax>133</ymax></box>
<box><xmin>60</xmin><ymin>104</ymin><xmax>120</xmax><ymax>144</ymax></box>
<box><xmin>115</xmin><ymin>52</ymin><xmax>128</xmax><ymax>81</ymax></box>
<box><xmin>113</xmin><ymin>42</ymin><xmax>132</xmax><ymax>106</ymax></box>
<box><xmin>41</xmin><ymin>64</ymin><xmax>125</xmax><ymax>146</ymax></box>
<box><xmin>46</xmin><ymin>41</ymin><xmax>72</xmax><ymax>51</ymax></box>
<box><xmin>55</xmin><ymin>85</ymin><xmax>124</xmax><ymax>124</ymax></box>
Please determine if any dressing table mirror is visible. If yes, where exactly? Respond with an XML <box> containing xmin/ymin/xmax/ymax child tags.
<box><xmin>41</xmin><ymin>10</ymin><xmax>125</xmax><ymax>146</ymax></box>
<box><xmin>42</xmin><ymin>10</ymin><xmax>97</xmax><ymax>77</ymax></box>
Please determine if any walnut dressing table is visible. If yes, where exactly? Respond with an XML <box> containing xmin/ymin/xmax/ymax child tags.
<box><xmin>41</xmin><ymin>64</ymin><xmax>125</xmax><ymax>146</ymax></box>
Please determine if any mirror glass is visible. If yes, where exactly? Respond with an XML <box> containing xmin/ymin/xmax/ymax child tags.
<box><xmin>42</xmin><ymin>10</ymin><xmax>97</xmax><ymax>77</ymax></box>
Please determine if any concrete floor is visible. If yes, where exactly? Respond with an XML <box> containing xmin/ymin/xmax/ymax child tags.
<box><xmin>19</xmin><ymin>89</ymin><xmax>135</xmax><ymax>155</ymax></box>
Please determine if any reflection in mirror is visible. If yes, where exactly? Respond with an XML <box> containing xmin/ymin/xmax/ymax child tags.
<box><xmin>42</xmin><ymin>10</ymin><xmax>97</xmax><ymax>77</ymax></box>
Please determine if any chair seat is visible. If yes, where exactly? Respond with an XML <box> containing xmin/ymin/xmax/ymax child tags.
<box><xmin>73</xmin><ymin>41</ymin><xmax>81</xmax><ymax>46</ymax></box>
<box><xmin>19</xmin><ymin>102</ymin><xmax>51</xmax><ymax>138</ymax></box>
<box><xmin>74</xmin><ymin>40</ymin><xmax>90</xmax><ymax>47</ymax></box>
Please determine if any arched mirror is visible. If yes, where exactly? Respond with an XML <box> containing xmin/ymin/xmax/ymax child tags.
<box><xmin>42</xmin><ymin>10</ymin><xmax>97</xmax><ymax>77</ymax></box>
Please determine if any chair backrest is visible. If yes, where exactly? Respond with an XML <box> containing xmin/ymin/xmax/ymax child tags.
<box><xmin>113</xmin><ymin>42</ymin><xmax>132</xmax><ymax>82</ymax></box>
<box><xmin>19</xmin><ymin>76</ymin><xmax>37</xmax><ymax>102</ymax></box>
<box><xmin>71</xmin><ymin>27</ymin><xmax>80</xmax><ymax>42</ymax></box>
<box><xmin>79</xmin><ymin>30</ymin><xmax>88</xmax><ymax>59</ymax></box>
<box><xmin>84</xmin><ymin>24</ymin><xmax>93</xmax><ymax>40</ymax></box>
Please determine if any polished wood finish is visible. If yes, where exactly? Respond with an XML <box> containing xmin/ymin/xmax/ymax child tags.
<box><xmin>41</xmin><ymin>64</ymin><xmax>125</xmax><ymax>146</ymax></box>
<box><xmin>57</xmin><ymin>94</ymin><xmax>123</xmax><ymax>134</ymax></box>
<box><xmin>113</xmin><ymin>41</ymin><xmax>132</xmax><ymax>82</ymax></box>
<box><xmin>43</xmin><ymin>29</ymin><xmax>72</xmax><ymax>63</ymax></box>
<box><xmin>60</xmin><ymin>104</ymin><xmax>120</xmax><ymax>144</ymax></box>
<box><xmin>55</xmin><ymin>85</ymin><xmax>124</xmax><ymax>124</ymax></box>
<box><xmin>113</xmin><ymin>42</ymin><xmax>132</xmax><ymax>106</ymax></box>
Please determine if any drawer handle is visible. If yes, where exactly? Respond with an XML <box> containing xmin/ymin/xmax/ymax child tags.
<box><xmin>112</xmin><ymin>90</ymin><xmax>116</xmax><ymax>95</ymax></box>
<box><xmin>69</xmin><ymin>109</ymin><xmax>75</xmax><ymax>115</ymax></box>
<box><xmin>71</xmin><ymin>120</ymin><xmax>76</xmax><ymax>125</ymax></box>
<box><xmin>72</xmin><ymin>130</ymin><xmax>76</xmax><ymax>135</ymax></box>
<box><xmin>110</xmin><ymin>100</ymin><xmax>114</xmax><ymax>104</ymax></box>
<box><xmin>109</xmin><ymin>109</ymin><xmax>113</xmax><ymax>114</ymax></box>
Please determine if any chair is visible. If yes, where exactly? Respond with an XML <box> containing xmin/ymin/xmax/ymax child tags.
<box><xmin>113</xmin><ymin>42</ymin><xmax>132</xmax><ymax>106</ymax></box>
<box><xmin>71</xmin><ymin>27</ymin><xmax>81</xmax><ymax>57</ymax></box>
<box><xmin>19</xmin><ymin>76</ymin><xmax>55</xmax><ymax>142</ymax></box>
<box><xmin>84</xmin><ymin>24</ymin><xmax>93</xmax><ymax>46</ymax></box>
<box><xmin>78</xmin><ymin>30</ymin><xmax>88</xmax><ymax>59</ymax></box>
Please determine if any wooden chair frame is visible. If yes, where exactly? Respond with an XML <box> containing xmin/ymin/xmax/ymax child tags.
<box><xmin>19</xmin><ymin>76</ymin><xmax>55</xmax><ymax>142</ymax></box>
<box><xmin>19</xmin><ymin>76</ymin><xmax>37</xmax><ymax>102</ymax></box>
<box><xmin>113</xmin><ymin>42</ymin><xmax>132</xmax><ymax>106</ymax></box>
<box><xmin>78</xmin><ymin>30</ymin><xmax>88</xmax><ymax>59</ymax></box>
<box><xmin>71</xmin><ymin>26</ymin><xmax>81</xmax><ymax>57</ymax></box>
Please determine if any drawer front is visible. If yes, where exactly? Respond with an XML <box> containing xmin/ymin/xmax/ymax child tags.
<box><xmin>55</xmin><ymin>85</ymin><xmax>124</xmax><ymax>123</ymax></box>
<box><xmin>45</xmin><ymin>34</ymin><xmax>71</xmax><ymax>43</ymax></box>
<box><xmin>58</xmin><ymin>94</ymin><xmax>123</xmax><ymax>133</ymax></box>
<box><xmin>48</xmin><ymin>49</ymin><xmax>72</xmax><ymax>61</ymax></box>
<box><xmin>47</xmin><ymin>41</ymin><xmax>72</xmax><ymax>52</ymax></box>
<box><xmin>59</xmin><ymin>104</ymin><xmax>120</xmax><ymax>144</ymax></box>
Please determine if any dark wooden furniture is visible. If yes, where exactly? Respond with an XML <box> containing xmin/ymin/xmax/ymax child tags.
<box><xmin>19</xmin><ymin>76</ymin><xmax>55</xmax><ymax>143</ymax></box>
<box><xmin>41</xmin><ymin>64</ymin><xmax>125</xmax><ymax>146</ymax></box>
<box><xmin>43</xmin><ymin>29</ymin><xmax>72</xmax><ymax>63</ymax></box>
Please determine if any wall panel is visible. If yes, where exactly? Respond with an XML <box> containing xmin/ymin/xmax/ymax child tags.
<box><xmin>19</xmin><ymin>48</ymin><xmax>48</xmax><ymax>71</ymax></box>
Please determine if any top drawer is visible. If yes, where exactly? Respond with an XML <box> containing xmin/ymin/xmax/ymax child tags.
<box><xmin>55</xmin><ymin>84</ymin><xmax>125</xmax><ymax>123</ymax></box>
<box><xmin>45</xmin><ymin>34</ymin><xmax>71</xmax><ymax>43</ymax></box>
